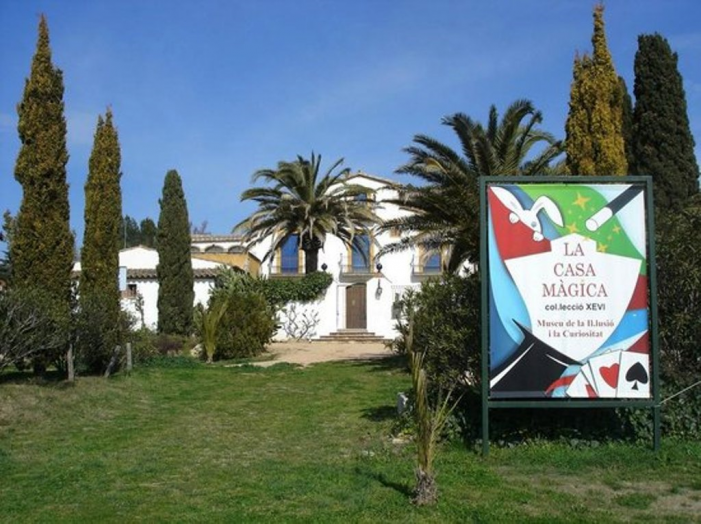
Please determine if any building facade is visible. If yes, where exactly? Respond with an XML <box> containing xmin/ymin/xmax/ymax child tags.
<box><xmin>247</xmin><ymin>173</ymin><xmax>445</xmax><ymax>341</ymax></box>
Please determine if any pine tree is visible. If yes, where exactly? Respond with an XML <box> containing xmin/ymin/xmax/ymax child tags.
<box><xmin>120</xmin><ymin>215</ymin><xmax>157</xmax><ymax>248</ymax></box>
<box><xmin>157</xmin><ymin>170</ymin><xmax>194</xmax><ymax>336</ymax></box>
<box><xmin>632</xmin><ymin>33</ymin><xmax>700</xmax><ymax>210</ymax></box>
<box><xmin>139</xmin><ymin>218</ymin><xmax>157</xmax><ymax>248</ymax></box>
<box><xmin>565</xmin><ymin>4</ymin><xmax>627</xmax><ymax>176</ymax></box>
<box><xmin>79</xmin><ymin>109</ymin><xmax>122</xmax><ymax>370</ymax></box>
<box><xmin>11</xmin><ymin>15</ymin><xmax>73</xmax><ymax>313</ymax></box>
<box><xmin>121</xmin><ymin>215</ymin><xmax>140</xmax><ymax>248</ymax></box>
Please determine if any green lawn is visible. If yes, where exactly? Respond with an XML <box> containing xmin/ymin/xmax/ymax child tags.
<box><xmin>1</xmin><ymin>357</ymin><xmax>699</xmax><ymax>523</ymax></box>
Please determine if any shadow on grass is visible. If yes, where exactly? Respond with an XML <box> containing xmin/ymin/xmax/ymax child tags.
<box><xmin>0</xmin><ymin>369</ymin><xmax>68</xmax><ymax>386</ymax></box>
<box><xmin>348</xmin><ymin>354</ymin><xmax>407</xmax><ymax>373</ymax></box>
<box><xmin>361</xmin><ymin>404</ymin><xmax>397</xmax><ymax>422</ymax></box>
<box><xmin>375</xmin><ymin>472</ymin><xmax>414</xmax><ymax>498</ymax></box>
<box><xmin>355</xmin><ymin>465</ymin><xmax>413</xmax><ymax>498</ymax></box>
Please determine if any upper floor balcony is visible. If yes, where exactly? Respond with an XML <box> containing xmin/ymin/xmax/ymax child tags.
<box><xmin>339</xmin><ymin>260</ymin><xmax>381</xmax><ymax>282</ymax></box>
<box><xmin>269</xmin><ymin>266</ymin><xmax>305</xmax><ymax>278</ymax></box>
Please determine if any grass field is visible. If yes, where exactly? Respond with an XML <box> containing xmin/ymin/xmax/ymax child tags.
<box><xmin>1</xmin><ymin>357</ymin><xmax>700</xmax><ymax>523</ymax></box>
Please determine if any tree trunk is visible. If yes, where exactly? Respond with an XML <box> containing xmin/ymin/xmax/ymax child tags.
<box><xmin>412</xmin><ymin>467</ymin><xmax>438</xmax><ymax>506</ymax></box>
<box><xmin>67</xmin><ymin>345</ymin><xmax>75</xmax><ymax>382</ymax></box>
<box><xmin>126</xmin><ymin>342</ymin><xmax>132</xmax><ymax>372</ymax></box>
<box><xmin>304</xmin><ymin>247</ymin><xmax>319</xmax><ymax>274</ymax></box>
<box><xmin>301</xmin><ymin>236</ymin><xmax>323</xmax><ymax>274</ymax></box>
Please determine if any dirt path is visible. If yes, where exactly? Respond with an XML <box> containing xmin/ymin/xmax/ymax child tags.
<box><xmin>253</xmin><ymin>340</ymin><xmax>394</xmax><ymax>367</ymax></box>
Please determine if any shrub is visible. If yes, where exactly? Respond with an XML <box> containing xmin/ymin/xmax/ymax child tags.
<box><xmin>213</xmin><ymin>267</ymin><xmax>332</xmax><ymax>308</ymax></box>
<box><xmin>259</xmin><ymin>271</ymin><xmax>333</xmax><ymax>307</ymax></box>
<box><xmin>0</xmin><ymin>288</ymin><xmax>70</xmax><ymax>373</ymax></box>
<box><xmin>652</xmin><ymin>196</ymin><xmax>701</xmax><ymax>438</ymax></box>
<box><xmin>128</xmin><ymin>328</ymin><xmax>159</xmax><ymax>363</ymax></box>
<box><xmin>392</xmin><ymin>273</ymin><xmax>481</xmax><ymax>394</ymax></box>
<box><xmin>656</xmin><ymin>200</ymin><xmax>701</xmax><ymax>382</ymax></box>
<box><xmin>74</xmin><ymin>290</ymin><xmax>131</xmax><ymax>374</ymax></box>
<box><xmin>154</xmin><ymin>333</ymin><xmax>191</xmax><ymax>357</ymax></box>
<box><xmin>215</xmin><ymin>289</ymin><xmax>276</xmax><ymax>360</ymax></box>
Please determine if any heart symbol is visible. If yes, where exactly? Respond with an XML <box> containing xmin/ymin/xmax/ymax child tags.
<box><xmin>600</xmin><ymin>363</ymin><xmax>620</xmax><ymax>388</ymax></box>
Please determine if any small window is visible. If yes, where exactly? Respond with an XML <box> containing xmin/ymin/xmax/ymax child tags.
<box><xmin>122</xmin><ymin>283</ymin><xmax>138</xmax><ymax>299</ymax></box>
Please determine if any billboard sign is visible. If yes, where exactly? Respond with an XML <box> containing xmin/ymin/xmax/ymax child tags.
<box><xmin>485</xmin><ymin>179</ymin><xmax>653</xmax><ymax>400</ymax></box>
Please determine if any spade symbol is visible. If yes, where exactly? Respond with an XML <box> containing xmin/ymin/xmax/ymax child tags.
<box><xmin>625</xmin><ymin>362</ymin><xmax>649</xmax><ymax>391</ymax></box>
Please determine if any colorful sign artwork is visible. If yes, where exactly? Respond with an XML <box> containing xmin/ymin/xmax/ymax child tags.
<box><xmin>487</xmin><ymin>182</ymin><xmax>651</xmax><ymax>399</ymax></box>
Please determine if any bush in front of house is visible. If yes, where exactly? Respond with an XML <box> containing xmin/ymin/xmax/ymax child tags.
<box><xmin>214</xmin><ymin>267</ymin><xmax>332</xmax><ymax>308</ymax></box>
<box><xmin>213</xmin><ymin>289</ymin><xmax>276</xmax><ymax>360</ymax></box>
<box><xmin>127</xmin><ymin>328</ymin><xmax>196</xmax><ymax>365</ymax></box>
<box><xmin>392</xmin><ymin>272</ymin><xmax>481</xmax><ymax>395</ymax></box>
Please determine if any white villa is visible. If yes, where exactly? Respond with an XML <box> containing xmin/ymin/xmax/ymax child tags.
<box><xmin>77</xmin><ymin>173</ymin><xmax>447</xmax><ymax>340</ymax></box>
<box><xmin>247</xmin><ymin>173</ymin><xmax>445</xmax><ymax>341</ymax></box>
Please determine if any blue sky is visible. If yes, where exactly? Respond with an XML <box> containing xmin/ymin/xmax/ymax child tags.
<box><xmin>1</xmin><ymin>0</ymin><xmax>700</xmax><ymax>247</ymax></box>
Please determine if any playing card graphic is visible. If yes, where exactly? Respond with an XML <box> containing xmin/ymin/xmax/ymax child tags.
<box><xmin>617</xmin><ymin>351</ymin><xmax>651</xmax><ymax>398</ymax></box>
<box><xmin>586</xmin><ymin>351</ymin><xmax>623</xmax><ymax>398</ymax></box>
<box><xmin>565</xmin><ymin>371</ymin><xmax>597</xmax><ymax>398</ymax></box>
<box><xmin>581</xmin><ymin>364</ymin><xmax>599</xmax><ymax>396</ymax></box>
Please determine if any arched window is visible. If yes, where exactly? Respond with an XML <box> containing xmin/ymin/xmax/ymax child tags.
<box><xmin>351</xmin><ymin>234</ymin><xmax>371</xmax><ymax>271</ymax></box>
<box><xmin>205</xmin><ymin>245</ymin><xmax>224</xmax><ymax>253</ymax></box>
<box><xmin>280</xmin><ymin>235</ymin><xmax>299</xmax><ymax>274</ymax></box>
<box><xmin>424</xmin><ymin>251</ymin><xmax>442</xmax><ymax>273</ymax></box>
<box><xmin>190</xmin><ymin>245</ymin><xmax>201</xmax><ymax>253</ymax></box>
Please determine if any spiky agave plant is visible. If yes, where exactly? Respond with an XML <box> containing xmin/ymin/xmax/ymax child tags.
<box><xmin>406</xmin><ymin>315</ymin><xmax>462</xmax><ymax>506</ymax></box>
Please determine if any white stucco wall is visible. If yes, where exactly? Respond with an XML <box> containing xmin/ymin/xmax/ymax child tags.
<box><xmin>122</xmin><ymin>278</ymin><xmax>214</xmax><ymax>330</ymax></box>
<box><xmin>75</xmin><ymin>246</ymin><xmax>223</xmax><ymax>331</ymax></box>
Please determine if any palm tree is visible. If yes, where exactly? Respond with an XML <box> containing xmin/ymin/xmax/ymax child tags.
<box><xmin>379</xmin><ymin>99</ymin><xmax>564</xmax><ymax>272</ymax></box>
<box><xmin>235</xmin><ymin>153</ymin><xmax>380</xmax><ymax>273</ymax></box>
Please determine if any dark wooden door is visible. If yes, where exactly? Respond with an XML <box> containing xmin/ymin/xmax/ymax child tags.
<box><xmin>346</xmin><ymin>283</ymin><xmax>367</xmax><ymax>329</ymax></box>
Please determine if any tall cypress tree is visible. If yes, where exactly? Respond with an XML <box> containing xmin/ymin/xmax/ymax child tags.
<box><xmin>81</xmin><ymin>109</ymin><xmax>122</xmax><ymax>299</ymax></box>
<box><xmin>12</xmin><ymin>15</ymin><xmax>73</xmax><ymax>313</ymax></box>
<box><xmin>565</xmin><ymin>4</ymin><xmax>627</xmax><ymax>176</ymax></box>
<box><xmin>632</xmin><ymin>33</ymin><xmax>700</xmax><ymax>210</ymax></box>
<box><xmin>79</xmin><ymin>109</ymin><xmax>122</xmax><ymax>369</ymax></box>
<box><xmin>157</xmin><ymin>170</ymin><xmax>194</xmax><ymax>336</ymax></box>
<box><xmin>618</xmin><ymin>76</ymin><xmax>635</xmax><ymax>174</ymax></box>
